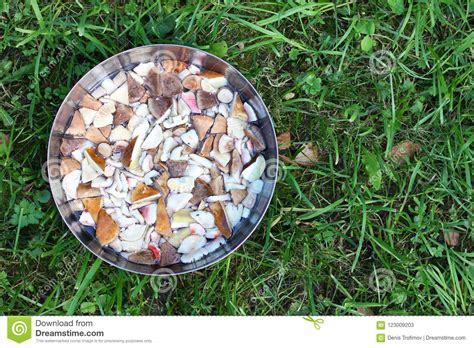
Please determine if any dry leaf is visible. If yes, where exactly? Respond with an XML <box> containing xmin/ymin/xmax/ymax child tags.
<box><xmin>277</xmin><ymin>131</ymin><xmax>291</xmax><ymax>150</ymax></box>
<box><xmin>294</xmin><ymin>143</ymin><xmax>318</xmax><ymax>166</ymax></box>
<box><xmin>389</xmin><ymin>140</ymin><xmax>420</xmax><ymax>165</ymax></box>
<box><xmin>443</xmin><ymin>231</ymin><xmax>460</xmax><ymax>247</ymax></box>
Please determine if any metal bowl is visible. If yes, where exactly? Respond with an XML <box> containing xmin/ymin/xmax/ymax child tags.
<box><xmin>48</xmin><ymin>44</ymin><xmax>278</xmax><ymax>275</ymax></box>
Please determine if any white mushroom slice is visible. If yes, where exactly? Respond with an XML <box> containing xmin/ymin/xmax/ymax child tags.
<box><xmin>169</xmin><ymin>146</ymin><xmax>188</xmax><ymax>161</ymax></box>
<box><xmin>91</xmin><ymin>176</ymin><xmax>113</xmax><ymax>188</ymax></box>
<box><xmin>244</xmin><ymin>102</ymin><xmax>257</xmax><ymax>122</ymax></box>
<box><xmin>188</xmin><ymin>64</ymin><xmax>200</xmax><ymax>74</ymax></box>
<box><xmin>189</xmin><ymin>223</ymin><xmax>205</xmax><ymax>236</ymax></box>
<box><xmin>109</xmin><ymin>125</ymin><xmax>132</xmax><ymax>142</ymax></box>
<box><xmin>218</xmin><ymin>103</ymin><xmax>229</xmax><ymax>118</ymax></box>
<box><xmin>163</xmin><ymin>115</ymin><xmax>189</xmax><ymax>129</ymax></box>
<box><xmin>177</xmin><ymin>98</ymin><xmax>191</xmax><ymax>116</ymax></box>
<box><xmin>109</xmin><ymin>238</ymin><xmax>123</xmax><ymax>252</ymax></box>
<box><xmin>248</xmin><ymin>179</ymin><xmax>264</xmax><ymax>194</ymax></box>
<box><xmin>189</xmin><ymin>154</ymin><xmax>213</xmax><ymax>168</ymax></box>
<box><xmin>104</xmin><ymin>165</ymin><xmax>115</xmax><ymax>177</ymax></box>
<box><xmin>241</xmin><ymin>155</ymin><xmax>266</xmax><ymax>182</ymax></box>
<box><xmin>133</xmin><ymin>62</ymin><xmax>155</xmax><ymax>76</ymax></box>
<box><xmin>241</xmin><ymin>148</ymin><xmax>252</xmax><ymax>165</ymax></box>
<box><xmin>178</xmin><ymin>68</ymin><xmax>191</xmax><ymax>80</ymax></box>
<box><xmin>204</xmin><ymin>228</ymin><xmax>220</xmax><ymax>239</ymax></box>
<box><xmin>130</xmin><ymin>208</ymin><xmax>145</xmax><ymax>224</ymax></box>
<box><xmin>180</xmin><ymin>129</ymin><xmax>199</xmax><ymax>149</ymax></box>
<box><xmin>62</xmin><ymin>170</ymin><xmax>81</xmax><ymax>201</ymax></box>
<box><xmin>201</xmin><ymin>79</ymin><xmax>217</xmax><ymax>93</ymax></box>
<box><xmin>225</xmin><ymin>203</ymin><xmax>243</xmax><ymax>227</ymax></box>
<box><xmin>227</xmin><ymin>117</ymin><xmax>246</xmax><ymax>139</ymax></box>
<box><xmin>171</xmin><ymin>209</ymin><xmax>194</xmax><ymax>229</ymax></box>
<box><xmin>181</xmin><ymin>248</ymin><xmax>209</xmax><ymax>263</ymax></box>
<box><xmin>79</xmin><ymin>108</ymin><xmax>97</xmax><ymax>127</ymax></box>
<box><xmin>204</xmin><ymin>237</ymin><xmax>225</xmax><ymax>253</ymax></box>
<box><xmin>81</xmin><ymin>158</ymin><xmax>101</xmax><ymax>183</ymax></box>
<box><xmin>131</xmin><ymin>118</ymin><xmax>150</xmax><ymax>140</ymax></box>
<box><xmin>177</xmin><ymin>235</ymin><xmax>207</xmax><ymax>254</ymax></box>
<box><xmin>242</xmin><ymin>207</ymin><xmax>251</xmax><ymax>218</ymax></box>
<box><xmin>71</xmin><ymin>148</ymin><xmax>83</xmax><ymax>162</ymax></box>
<box><xmin>109</xmin><ymin>82</ymin><xmax>129</xmax><ymax>105</ymax></box>
<box><xmin>127</xmin><ymin>114</ymin><xmax>145</xmax><ymax>133</ymax></box>
<box><xmin>190</xmin><ymin>211</ymin><xmax>215</xmax><ymax>228</ymax></box>
<box><xmin>161</xmin><ymin>137</ymin><xmax>179</xmax><ymax>162</ymax></box>
<box><xmin>101</xmin><ymin>78</ymin><xmax>117</xmax><ymax>94</ymax></box>
<box><xmin>208</xmin><ymin>76</ymin><xmax>227</xmax><ymax>89</ymax></box>
<box><xmin>225</xmin><ymin>182</ymin><xmax>246</xmax><ymax>191</ymax></box>
<box><xmin>135</xmin><ymin>103</ymin><xmax>149</xmax><ymax>117</ymax></box>
<box><xmin>210</xmin><ymin>150</ymin><xmax>231</xmax><ymax>167</ymax></box>
<box><xmin>141</xmin><ymin>154</ymin><xmax>153</xmax><ymax>172</ymax></box>
<box><xmin>184</xmin><ymin>164</ymin><xmax>204</xmax><ymax>179</ymax></box>
<box><xmin>167</xmin><ymin>176</ymin><xmax>195</xmax><ymax>193</ymax></box>
<box><xmin>97</xmin><ymin>143</ymin><xmax>112</xmax><ymax>158</ymax></box>
<box><xmin>93</xmin><ymin>112</ymin><xmax>113</xmax><ymax>128</ymax></box>
<box><xmin>166</xmin><ymin>193</ymin><xmax>193</xmax><ymax>214</ymax></box>
<box><xmin>218</xmin><ymin>134</ymin><xmax>234</xmax><ymax>153</ymax></box>
<box><xmin>207</xmin><ymin>194</ymin><xmax>231</xmax><ymax>202</ymax></box>
<box><xmin>79</xmin><ymin>211</ymin><xmax>95</xmax><ymax>227</ymax></box>
<box><xmin>217</xmin><ymin>87</ymin><xmax>233</xmax><ymax>103</ymax></box>
<box><xmin>141</xmin><ymin>123</ymin><xmax>163</xmax><ymax>149</ymax></box>
<box><xmin>121</xmin><ymin>239</ymin><xmax>143</xmax><ymax>252</ymax></box>
<box><xmin>144</xmin><ymin>170</ymin><xmax>160</xmax><ymax>186</ymax></box>
<box><xmin>139</xmin><ymin>203</ymin><xmax>157</xmax><ymax>225</ymax></box>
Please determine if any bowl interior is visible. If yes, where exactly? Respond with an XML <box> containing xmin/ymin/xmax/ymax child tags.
<box><xmin>48</xmin><ymin>44</ymin><xmax>278</xmax><ymax>275</ymax></box>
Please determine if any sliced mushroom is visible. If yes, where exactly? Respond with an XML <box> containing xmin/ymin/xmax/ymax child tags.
<box><xmin>196</xmin><ymin>90</ymin><xmax>218</xmax><ymax>110</ymax></box>
<box><xmin>127</xmin><ymin>73</ymin><xmax>146</xmax><ymax>103</ymax></box>
<box><xmin>192</xmin><ymin>115</ymin><xmax>214</xmax><ymax>140</ymax></box>
<box><xmin>113</xmin><ymin>103</ymin><xmax>134</xmax><ymax>125</ymax></box>
<box><xmin>209</xmin><ymin>201</ymin><xmax>232</xmax><ymax>238</ymax></box>
<box><xmin>148</xmin><ymin>96</ymin><xmax>172</xmax><ymax>119</ymax></box>
<box><xmin>160</xmin><ymin>72</ymin><xmax>183</xmax><ymax>97</ymax></box>
<box><xmin>96</xmin><ymin>209</ymin><xmax>119</xmax><ymax>246</ymax></box>
<box><xmin>66</xmin><ymin>111</ymin><xmax>86</xmax><ymax>136</ymax></box>
<box><xmin>155</xmin><ymin>197</ymin><xmax>172</xmax><ymax>236</ymax></box>
<box><xmin>210</xmin><ymin>114</ymin><xmax>227</xmax><ymax>134</ymax></box>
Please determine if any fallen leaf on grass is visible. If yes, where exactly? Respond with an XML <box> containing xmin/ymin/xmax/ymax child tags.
<box><xmin>277</xmin><ymin>131</ymin><xmax>291</xmax><ymax>150</ymax></box>
<box><xmin>356</xmin><ymin>307</ymin><xmax>374</xmax><ymax>316</ymax></box>
<box><xmin>443</xmin><ymin>231</ymin><xmax>460</xmax><ymax>247</ymax></box>
<box><xmin>389</xmin><ymin>140</ymin><xmax>420</xmax><ymax>165</ymax></box>
<box><xmin>294</xmin><ymin>143</ymin><xmax>318</xmax><ymax>166</ymax></box>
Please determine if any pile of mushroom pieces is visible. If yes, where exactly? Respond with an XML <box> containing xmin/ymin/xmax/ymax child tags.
<box><xmin>58</xmin><ymin>59</ymin><xmax>267</xmax><ymax>265</ymax></box>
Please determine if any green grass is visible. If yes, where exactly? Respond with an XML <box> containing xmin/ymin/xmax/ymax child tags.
<box><xmin>0</xmin><ymin>0</ymin><xmax>473</xmax><ymax>315</ymax></box>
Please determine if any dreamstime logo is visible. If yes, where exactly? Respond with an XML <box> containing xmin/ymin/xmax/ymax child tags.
<box><xmin>368</xmin><ymin>268</ymin><xmax>396</xmax><ymax>294</ymax></box>
<box><xmin>262</xmin><ymin>158</ymin><xmax>287</xmax><ymax>182</ymax></box>
<box><xmin>150</xmin><ymin>268</ymin><xmax>178</xmax><ymax>294</ymax></box>
<box><xmin>41</xmin><ymin>158</ymin><xmax>62</xmax><ymax>183</ymax></box>
<box><xmin>7</xmin><ymin>316</ymin><xmax>32</xmax><ymax>343</ymax></box>
<box><xmin>152</xmin><ymin>50</ymin><xmax>179</xmax><ymax>67</ymax></box>
<box><xmin>369</xmin><ymin>50</ymin><xmax>396</xmax><ymax>75</ymax></box>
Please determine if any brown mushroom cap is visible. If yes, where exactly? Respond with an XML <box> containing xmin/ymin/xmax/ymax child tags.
<box><xmin>113</xmin><ymin>103</ymin><xmax>134</xmax><ymax>125</ymax></box>
<box><xmin>127</xmin><ymin>73</ymin><xmax>146</xmax><ymax>103</ymax></box>
<box><xmin>209</xmin><ymin>201</ymin><xmax>232</xmax><ymax>238</ymax></box>
<box><xmin>122</xmin><ymin>136</ymin><xmax>138</xmax><ymax>167</ymax></box>
<box><xmin>131</xmin><ymin>182</ymin><xmax>160</xmax><ymax>203</ymax></box>
<box><xmin>192</xmin><ymin>115</ymin><xmax>214</xmax><ymax>141</ymax></box>
<box><xmin>155</xmin><ymin>197</ymin><xmax>172</xmax><ymax>236</ymax></box>
<box><xmin>96</xmin><ymin>209</ymin><xmax>119</xmax><ymax>245</ymax></box>
<box><xmin>196</xmin><ymin>90</ymin><xmax>218</xmax><ymax>110</ymax></box>
<box><xmin>148</xmin><ymin>96</ymin><xmax>172</xmax><ymax>119</ymax></box>
<box><xmin>160</xmin><ymin>72</ymin><xmax>183</xmax><ymax>97</ymax></box>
